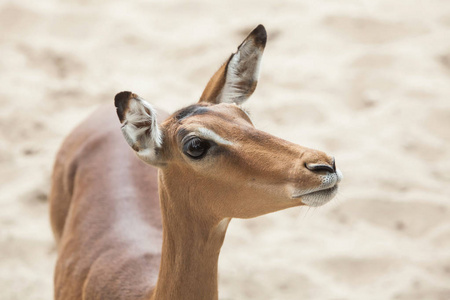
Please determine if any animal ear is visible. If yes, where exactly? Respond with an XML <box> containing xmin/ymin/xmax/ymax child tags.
<box><xmin>114</xmin><ymin>91</ymin><xmax>164</xmax><ymax>166</ymax></box>
<box><xmin>199</xmin><ymin>24</ymin><xmax>267</xmax><ymax>105</ymax></box>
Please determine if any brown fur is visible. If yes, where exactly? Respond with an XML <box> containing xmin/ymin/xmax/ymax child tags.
<box><xmin>199</xmin><ymin>59</ymin><xmax>229</xmax><ymax>104</ymax></box>
<box><xmin>50</xmin><ymin>25</ymin><xmax>337</xmax><ymax>300</ymax></box>
<box><xmin>50</xmin><ymin>105</ymin><xmax>168</xmax><ymax>299</ymax></box>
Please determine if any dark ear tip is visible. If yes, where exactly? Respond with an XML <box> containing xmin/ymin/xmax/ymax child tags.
<box><xmin>255</xmin><ymin>24</ymin><xmax>266</xmax><ymax>32</ymax></box>
<box><xmin>114</xmin><ymin>91</ymin><xmax>132</xmax><ymax>108</ymax></box>
<box><xmin>251</xmin><ymin>24</ymin><xmax>267</xmax><ymax>46</ymax></box>
<box><xmin>114</xmin><ymin>91</ymin><xmax>133</xmax><ymax>122</ymax></box>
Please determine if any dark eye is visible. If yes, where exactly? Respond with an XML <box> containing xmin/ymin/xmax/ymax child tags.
<box><xmin>183</xmin><ymin>137</ymin><xmax>211</xmax><ymax>159</ymax></box>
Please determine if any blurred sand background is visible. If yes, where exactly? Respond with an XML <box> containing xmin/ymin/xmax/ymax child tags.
<box><xmin>1</xmin><ymin>0</ymin><xmax>450</xmax><ymax>299</ymax></box>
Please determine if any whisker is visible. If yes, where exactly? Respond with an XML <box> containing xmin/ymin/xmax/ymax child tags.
<box><xmin>304</xmin><ymin>207</ymin><xmax>311</xmax><ymax>218</ymax></box>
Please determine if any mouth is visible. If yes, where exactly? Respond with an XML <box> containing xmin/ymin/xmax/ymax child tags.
<box><xmin>300</xmin><ymin>185</ymin><xmax>338</xmax><ymax>207</ymax></box>
<box><xmin>292</xmin><ymin>184</ymin><xmax>339</xmax><ymax>207</ymax></box>
<box><xmin>290</xmin><ymin>168</ymin><xmax>343</xmax><ymax>207</ymax></box>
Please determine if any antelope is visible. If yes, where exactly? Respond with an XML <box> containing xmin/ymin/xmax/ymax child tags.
<box><xmin>49</xmin><ymin>24</ymin><xmax>343</xmax><ymax>300</ymax></box>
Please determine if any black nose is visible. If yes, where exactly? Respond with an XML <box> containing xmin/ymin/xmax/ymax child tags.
<box><xmin>305</xmin><ymin>158</ymin><xmax>336</xmax><ymax>174</ymax></box>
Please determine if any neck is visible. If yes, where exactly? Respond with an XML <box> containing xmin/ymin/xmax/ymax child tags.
<box><xmin>150</xmin><ymin>172</ymin><xmax>230</xmax><ymax>300</ymax></box>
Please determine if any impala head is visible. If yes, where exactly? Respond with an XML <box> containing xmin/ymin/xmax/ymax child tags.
<box><xmin>115</xmin><ymin>25</ymin><xmax>342</xmax><ymax>220</ymax></box>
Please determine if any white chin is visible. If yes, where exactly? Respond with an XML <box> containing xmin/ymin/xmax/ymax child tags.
<box><xmin>300</xmin><ymin>185</ymin><xmax>338</xmax><ymax>207</ymax></box>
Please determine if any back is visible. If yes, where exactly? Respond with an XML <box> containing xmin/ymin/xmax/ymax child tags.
<box><xmin>49</xmin><ymin>104</ymin><xmax>164</xmax><ymax>300</ymax></box>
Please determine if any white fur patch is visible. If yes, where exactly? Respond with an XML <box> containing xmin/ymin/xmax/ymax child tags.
<box><xmin>336</xmin><ymin>168</ymin><xmax>343</xmax><ymax>183</ymax></box>
<box><xmin>197</xmin><ymin>127</ymin><xmax>233</xmax><ymax>146</ymax></box>
<box><xmin>120</xmin><ymin>96</ymin><xmax>162</xmax><ymax>163</ymax></box>
<box><xmin>300</xmin><ymin>186</ymin><xmax>338</xmax><ymax>207</ymax></box>
<box><xmin>220</xmin><ymin>42</ymin><xmax>263</xmax><ymax>104</ymax></box>
<box><xmin>121</xmin><ymin>98</ymin><xmax>161</xmax><ymax>147</ymax></box>
<box><xmin>293</xmin><ymin>168</ymin><xmax>343</xmax><ymax>207</ymax></box>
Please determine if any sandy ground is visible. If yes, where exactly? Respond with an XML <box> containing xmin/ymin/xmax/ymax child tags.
<box><xmin>1</xmin><ymin>0</ymin><xmax>450</xmax><ymax>299</ymax></box>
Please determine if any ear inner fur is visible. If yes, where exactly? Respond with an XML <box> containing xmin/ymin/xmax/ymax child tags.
<box><xmin>199</xmin><ymin>25</ymin><xmax>267</xmax><ymax>105</ymax></box>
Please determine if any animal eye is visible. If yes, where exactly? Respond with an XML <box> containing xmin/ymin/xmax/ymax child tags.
<box><xmin>183</xmin><ymin>137</ymin><xmax>211</xmax><ymax>159</ymax></box>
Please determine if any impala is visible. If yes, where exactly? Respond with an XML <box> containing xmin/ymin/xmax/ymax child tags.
<box><xmin>49</xmin><ymin>24</ymin><xmax>342</xmax><ymax>300</ymax></box>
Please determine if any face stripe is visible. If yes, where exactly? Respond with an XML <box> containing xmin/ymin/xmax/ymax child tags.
<box><xmin>197</xmin><ymin>128</ymin><xmax>233</xmax><ymax>146</ymax></box>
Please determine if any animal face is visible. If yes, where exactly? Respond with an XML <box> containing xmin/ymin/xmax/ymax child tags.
<box><xmin>115</xmin><ymin>25</ymin><xmax>342</xmax><ymax>218</ymax></box>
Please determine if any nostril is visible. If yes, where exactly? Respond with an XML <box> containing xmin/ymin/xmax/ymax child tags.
<box><xmin>305</xmin><ymin>163</ymin><xmax>335</xmax><ymax>174</ymax></box>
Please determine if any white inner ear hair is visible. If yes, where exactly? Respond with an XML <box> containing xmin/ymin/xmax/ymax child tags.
<box><xmin>197</xmin><ymin>128</ymin><xmax>233</xmax><ymax>146</ymax></box>
<box><xmin>122</xmin><ymin>98</ymin><xmax>162</xmax><ymax>149</ymax></box>
<box><xmin>220</xmin><ymin>41</ymin><xmax>263</xmax><ymax>104</ymax></box>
